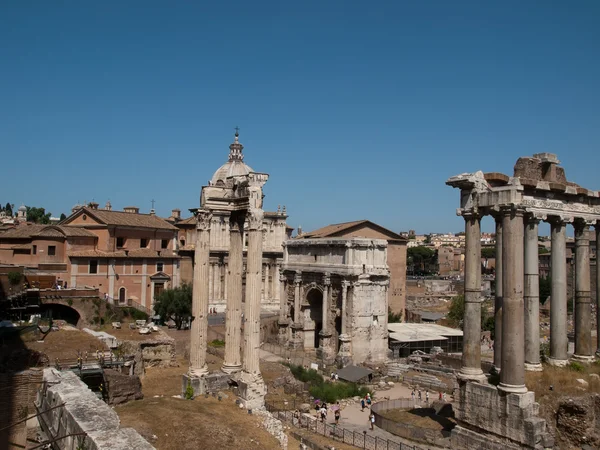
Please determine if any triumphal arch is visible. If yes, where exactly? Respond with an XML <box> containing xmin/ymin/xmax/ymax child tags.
<box><xmin>447</xmin><ymin>153</ymin><xmax>600</xmax><ymax>449</ymax></box>
<box><xmin>183</xmin><ymin>131</ymin><xmax>268</xmax><ymax>409</ymax></box>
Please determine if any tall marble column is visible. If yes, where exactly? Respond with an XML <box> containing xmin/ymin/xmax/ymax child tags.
<box><xmin>459</xmin><ymin>211</ymin><xmax>486</xmax><ymax>383</ymax></box>
<box><xmin>493</xmin><ymin>215</ymin><xmax>503</xmax><ymax>373</ymax></box>
<box><xmin>597</xmin><ymin>223</ymin><xmax>600</xmax><ymax>357</ymax></box>
<box><xmin>264</xmin><ymin>264</ymin><xmax>270</xmax><ymax>301</ymax></box>
<box><xmin>524</xmin><ymin>215</ymin><xmax>542</xmax><ymax>371</ymax></box>
<box><xmin>293</xmin><ymin>272</ymin><xmax>302</xmax><ymax>324</ymax></box>
<box><xmin>222</xmin><ymin>215</ymin><xmax>244</xmax><ymax>373</ymax></box>
<box><xmin>548</xmin><ymin>217</ymin><xmax>569</xmax><ymax>366</ymax></box>
<box><xmin>242</xmin><ymin>208</ymin><xmax>264</xmax><ymax>375</ymax></box>
<box><xmin>321</xmin><ymin>274</ymin><xmax>330</xmax><ymax>333</ymax></box>
<box><xmin>499</xmin><ymin>206</ymin><xmax>527</xmax><ymax>393</ymax></box>
<box><xmin>189</xmin><ymin>209</ymin><xmax>212</xmax><ymax>377</ymax></box>
<box><xmin>278</xmin><ymin>271</ymin><xmax>287</xmax><ymax>322</ymax></box>
<box><xmin>573</xmin><ymin>220</ymin><xmax>594</xmax><ymax>361</ymax></box>
<box><xmin>336</xmin><ymin>280</ymin><xmax>352</xmax><ymax>366</ymax></box>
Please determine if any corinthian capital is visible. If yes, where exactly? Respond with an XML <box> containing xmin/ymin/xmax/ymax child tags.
<box><xmin>195</xmin><ymin>209</ymin><xmax>212</xmax><ymax>231</ymax></box>
<box><xmin>246</xmin><ymin>208</ymin><xmax>264</xmax><ymax>231</ymax></box>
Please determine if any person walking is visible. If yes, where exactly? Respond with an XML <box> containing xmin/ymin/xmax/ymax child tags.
<box><xmin>369</xmin><ymin>412</ymin><xmax>375</xmax><ymax>430</ymax></box>
<box><xmin>361</xmin><ymin>398</ymin><xmax>365</xmax><ymax>411</ymax></box>
<box><xmin>334</xmin><ymin>403</ymin><xmax>341</xmax><ymax>425</ymax></box>
<box><xmin>418</xmin><ymin>389</ymin><xmax>422</xmax><ymax>401</ymax></box>
<box><xmin>425</xmin><ymin>390</ymin><xmax>430</xmax><ymax>404</ymax></box>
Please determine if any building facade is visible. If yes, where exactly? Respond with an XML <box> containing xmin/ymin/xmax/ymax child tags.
<box><xmin>279</xmin><ymin>238</ymin><xmax>390</xmax><ymax>366</ymax></box>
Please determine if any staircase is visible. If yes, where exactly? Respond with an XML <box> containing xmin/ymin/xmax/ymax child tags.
<box><xmin>386</xmin><ymin>361</ymin><xmax>410</xmax><ymax>377</ymax></box>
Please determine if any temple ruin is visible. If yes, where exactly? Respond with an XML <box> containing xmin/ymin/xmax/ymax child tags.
<box><xmin>447</xmin><ymin>153</ymin><xmax>600</xmax><ymax>449</ymax></box>
<box><xmin>183</xmin><ymin>131</ymin><xmax>269</xmax><ymax>410</ymax></box>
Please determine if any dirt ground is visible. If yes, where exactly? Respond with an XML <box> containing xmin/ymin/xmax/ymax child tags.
<box><xmin>379</xmin><ymin>407</ymin><xmax>455</xmax><ymax>431</ymax></box>
<box><xmin>23</xmin><ymin>328</ymin><xmax>106</xmax><ymax>362</ymax></box>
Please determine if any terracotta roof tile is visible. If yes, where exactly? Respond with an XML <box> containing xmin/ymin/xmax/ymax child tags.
<box><xmin>68</xmin><ymin>207</ymin><xmax>178</xmax><ymax>231</ymax></box>
<box><xmin>300</xmin><ymin>220</ymin><xmax>406</xmax><ymax>241</ymax></box>
<box><xmin>0</xmin><ymin>224</ymin><xmax>47</xmax><ymax>239</ymax></box>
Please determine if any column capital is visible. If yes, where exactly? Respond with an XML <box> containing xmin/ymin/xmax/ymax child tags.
<box><xmin>341</xmin><ymin>279</ymin><xmax>350</xmax><ymax>289</ymax></box>
<box><xmin>499</xmin><ymin>204</ymin><xmax>526</xmax><ymax>218</ymax></box>
<box><xmin>460</xmin><ymin>208</ymin><xmax>482</xmax><ymax>220</ymax></box>
<box><xmin>246</xmin><ymin>208</ymin><xmax>264</xmax><ymax>231</ymax></box>
<box><xmin>574</xmin><ymin>217</ymin><xmax>595</xmax><ymax>231</ymax></box>
<box><xmin>323</xmin><ymin>273</ymin><xmax>331</xmax><ymax>286</ymax></box>
<box><xmin>194</xmin><ymin>209</ymin><xmax>212</xmax><ymax>231</ymax></box>
<box><xmin>279</xmin><ymin>271</ymin><xmax>287</xmax><ymax>282</ymax></box>
<box><xmin>294</xmin><ymin>271</ymin><xmax>302</xmax><ymax>285</ymax></box>
<box><xmin>524</xmin><ymin>213</ymin><xmax>544</xmax><ymax>225</ymax></box>
<box><xmin>547</xmin><ymin>214</ymin><xmax>574</xmax><ymax>226</ymax></box>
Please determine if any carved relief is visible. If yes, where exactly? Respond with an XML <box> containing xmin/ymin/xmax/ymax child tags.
<box><xmin>246</xmin><ymin>208</ymin><xmax>264</xmax><ymax>231</ymax></box>
<box><xmin>195</xmin><ymin>209</ymin><xmax>213</xmax><ymax>231</ymax></box>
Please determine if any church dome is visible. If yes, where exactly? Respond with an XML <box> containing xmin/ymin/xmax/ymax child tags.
<box><xmin>18</xmin><ymin>204</ymin><xmax>27</xmax><ymax>212</ymax></box>
<box><xmin>210</xmin><ymin>130</ymin><xmax>253</xmax><ymax>185</ymax></box>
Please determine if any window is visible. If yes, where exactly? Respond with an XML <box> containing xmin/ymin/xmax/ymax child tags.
<box><xmin>156</xmin><ymin>262</ymin><xmax>164</xmax><ymax>272</ymax></box>
<box><xmin>140</xmin><ymin>238</ymin><xmax>148</xmax><ymax>248</ymax></box>
<box><xmin>32</xmin><ymin>245</ymin><xmax>37</xmax><ymax>255</ymax></box>
<box><xmin>48</xmin><ymin>246</ymin><xmax>56</xmax><ymax>256</ymax></box>
<box><xmin>89</xmin><ymin>260</ymin><xmax>98</xmax><ymax>274</ymax></box>
<box><xmin>161</xmin><ymin>239</ymin><xmax>168</xmax><ymax>249</ymax></box>
<box><xmin>116</xmin><ymin>237</ymin><xmax>125</xmax><ymax>248</ymax></box>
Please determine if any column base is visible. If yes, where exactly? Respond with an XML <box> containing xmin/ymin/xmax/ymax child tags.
<box><xmin>188</xmin><ymin>365</ymin><xmax>209</xmax><ymax>377</ymax></box>
<box><xmin>497</xmin><ymin>382</ymin><xmax>528</xmax><ymax>394</ymax></box>
<box><xmin>234</xmin><ymin>371</ymin><xmax>266</xmax><ymax>411</ymax></box>
<box><xmin>546</xmin><ymin>357</ymin><xmax>568</xmax><ymax>367</ymax></box>
<box><xmin>524</xmin><ymin>362</ymin><xmax>543</xmax><ymax>372</ymax></box>
<box><xmin>182</xmin><ymin>372</ymin><xmax>208</xmax><ymax>398</ymax></box>
<box><xmin>457</xmin><ymin>368</ymin><xmax>487</xmax><ymax>384</ymax></box>
<box><xmin>221</xmin><ymin>363</ymin><xmax>242</xmax><ymax>374</ymax></box>
<box><xmin>571</xmin><ymin>354</ymin><xmax>596</xmax><ymax>363</ymax></box>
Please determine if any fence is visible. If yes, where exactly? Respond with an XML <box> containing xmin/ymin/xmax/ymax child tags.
<box><xmin>371</xmin><ymin>398</ymin><xmax>452</xmax><ymax>447</ymax></box>
<box><xmin>261</xmin><ymin>341</ymin><xmax>319</xmax><ymax>370</ymax></box>
<box><xmin>266</xmin><ymin>400</ymin><xmax>422</xmax><ymax>450</ymax></box>
<box><xmin>397</xmin><ymin>375</ymin><xmax>454</xmax><ymax>394</ymax></box>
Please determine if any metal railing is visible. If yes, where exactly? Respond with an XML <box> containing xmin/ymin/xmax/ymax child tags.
<box><xmin>265</xmin><ymin>400</ymin><xmax>422</xmax><ymax>450</ymax></box>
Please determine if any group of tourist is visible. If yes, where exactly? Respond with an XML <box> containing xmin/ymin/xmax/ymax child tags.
<box><xmin>314</xmin><ymin>400</ymin><xmax>342</xmax><ymax>425</ymax></box>
<box><xmin>410</xmin><ymin>388</ymin><xmax>446</xmax><ymax>403</ymax></box>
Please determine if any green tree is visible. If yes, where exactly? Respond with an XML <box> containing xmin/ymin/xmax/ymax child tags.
<box><xmin>407</xmin><ymin>246</ymin><xmax>437</xmax><ymax>274</ymax></box>
<box><xmin>538</xmin><ymin>247</ymin><xmax>549</xmax><ymax>254</ymax></box>
<box><xmin>5</xmin><ymin>203</ymin><xmax>13</xmax><ymax>217</ymax></box>
<box><xmin>388</xmin><ymin>307</ymin><xmax>403</xmax><ymax>323</ymax></box>
<box><xmin>26</xmin><ymin>206</ymin><xmax>51</xmax><ymax>224</ymax></box>
<box><xmin>60</xmin><ymin>213</ymin><xmax>67</xmax><ymax>221</ymax></box>
<box><xmin>447</xmin><ymin>294</ymin><xmax>488</xmax><ymax>330</ymax></box>
<box><xmin>481</xmin><ymin>247</ymin><xmax>496</xmax><ymax>259</ymax></box>
<box><xmin>539</xmin><ymin>276</ymin><xmax>551</xmax><ymax>304</ymax></box>
<box><xmin>153</xmin><ymin>283</ymin><xmax>192</xmax><ymax>330</ymax></box>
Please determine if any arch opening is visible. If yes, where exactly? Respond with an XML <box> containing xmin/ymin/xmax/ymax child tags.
<box><xmin>306</xmin><ymin>288</ymin><xmax>323</xmax><ymax>349</ymax></box>
<box><xmin>39</xmin><ymin>303</ymin><xmax>81</xmax><ymax>326</ymax></box>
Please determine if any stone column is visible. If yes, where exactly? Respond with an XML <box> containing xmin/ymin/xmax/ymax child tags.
<box><xmin>459</xmin><ymin>211</ymin><xmax>486</xmax><ymax>383</ymax></box>
<box><xmin>278</xmin><ymin>271</ymin><xmax>287</xmax><ymax>322</ymax></box>
<box><xmin>321</xmin><ymin>274</ymin><xmax>330</xmax><ymax>333</ymax></box>
<box><xmin>597</xmin><ymin>224</ymin><xmax>600</xmax><ymax>357</ymax></box>
<box><xmin>573</xmin><ymin>220</ymin><xmax>593</xmax><ymax>361</ymax></box>
<box><xmin>222</xmin><ymin>216</ymin><xmax>243</xmax><ymax>374</ymax></box>
<box><xmin>188</xmin><ymin>209</ymin><xmax>211</xmax><ymax>377</ymax></box>
<box><xmin>524</xmin><ymin>215</ymin><xmax>542</xmax><ymax>371</ymax></box>
<box><xmin>265</xmin><ymin>264</ymin><xmax>270</xmax><ymax>300</ymax></box>
<box><xmin>242</xmin><ymin>208</ymin><xmax>264</xmax><ymax>375</ymax></box>
<box><xmin>293</xmin><ymin>272</ymin><xmax>302</xmax><ymax>324</ymax></box>
<box><xmin>208</xmin><ymin>262</ymin><xmax>214</xmax><ymax>303</ymax></box>
<box><xmin>493</xmin><ymin>215</ymin><xmax>503</xmax><ymax>373</ymax></box>
<box><xmin>336</xmin><ymin>280</ymin><xmax>352</xmax><ymax>366</ymax></box>
<box><xmin>548</xmin><ymin>217</ymin><xmax>569</xmax><ymax>366</ymax></box>
<box><xmin>498</xmin><ymin>206</ymin><xmax>527</xmax><ymax>393</ymax></box>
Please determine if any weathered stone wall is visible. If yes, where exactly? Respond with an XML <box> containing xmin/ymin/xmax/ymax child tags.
<box><xmin>452</xmin><ymin>382</ymin><xmax>553</xmax><ymax>449</ymax></box>
<box><xmin>555</xmin><ymin>394</ymin><xmax>600</xmax><ymax>449</ymax></box>
<box><xmin>0</xmin><ymin>369</ymin><xmax>42</xmax><ymax>449</ymax></box>
<box><xmin>118</xmin><ymin>332</ymin><xmax>177</xmax><ymax>377</ymax></box>
<box><xmin>103</xmin><ymin>369</ymin><xmax>143</xmax><ymax>406</ymax></box>
<box><xmin>36</xmin><ymin>368</ymin><xmax>154</xmax><ymax>450</ymax></box>
<box><xmin>348</xmin><ymin>277</ymin><xmax>389</xmax><ymax>364</ymax></box>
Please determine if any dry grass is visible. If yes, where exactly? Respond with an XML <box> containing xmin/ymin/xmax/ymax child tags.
<box><xmin>379</xmin><ymin>408</ymin><xmax>455</xmax><ymax>431</ymax></box>
<box><xmin>24</xmin><ymin>328</ymin><xmax>106</xmax><ymax>361</ymax></box>
<box><xmin>526</xmin><ymin>362</ymin><xmax>600</xmax><ymax>399</ymax></box>
<box><xmin>116</xmin><ymin>396</ymin><xmax>281</xmax><ymax>450</ymax></box>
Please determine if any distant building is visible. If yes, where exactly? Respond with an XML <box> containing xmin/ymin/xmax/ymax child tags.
<box><xmin>298</xmin><ymin>220</ymin><xmax>407</xmax><ymax>315</ymax></box>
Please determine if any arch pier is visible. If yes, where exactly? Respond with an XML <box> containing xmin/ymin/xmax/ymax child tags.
<box><xmin>447</xmin><ymin>153</ymin><xmax>600</xmax><ymax>449</ymax></box>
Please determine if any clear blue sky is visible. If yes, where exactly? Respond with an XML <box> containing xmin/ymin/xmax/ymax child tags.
<box><xmin>1</xmin><ymin>1</ymin><xmax>599</xmax><ymax>235</ymax></box>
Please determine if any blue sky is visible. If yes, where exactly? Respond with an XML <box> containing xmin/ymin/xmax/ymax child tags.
<box><xmin>1</xmin><ymin>1</ymin><xmax>599</xmax><ymax>235</ymax></box>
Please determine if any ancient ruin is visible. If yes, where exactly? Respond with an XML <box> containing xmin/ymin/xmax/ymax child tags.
<box><xmin>447</xmin><ymin>153</ymin><xmax>600</xmax><ymax>449</ymax></box>
<box><xmin>278</xmin><ymin>238</ymin><xmax>390</xmax><ymax>367</ymax></box>
<box><xmin>183</xmin><ymin>130</ymin><xmax>269</xmax><ymax>410</ymax></box>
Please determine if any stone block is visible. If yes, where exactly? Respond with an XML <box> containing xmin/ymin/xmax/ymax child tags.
<box><xmin>182</xmin><ymin>373</ymin><xmax>207</xmax><ymax>397</ymax></box>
